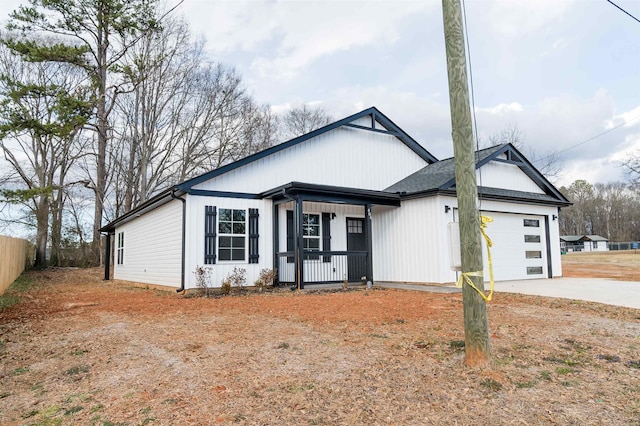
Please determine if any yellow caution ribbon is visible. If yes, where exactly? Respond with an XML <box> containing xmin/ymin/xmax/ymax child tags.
<box><xmin>455</xmin><ymin>215</ymin><xmax>495</xmax><ymax>302</ymax></box>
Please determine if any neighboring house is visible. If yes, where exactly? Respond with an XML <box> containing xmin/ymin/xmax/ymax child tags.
<box><xmin>100</xmin><ymin>107</ymin><xmax>571</xmax><ymax>291</ymax></box>
<box><xmin>560</xmin><ymin>235</ymin><xmax>609</xmax><ymax>252</ymax></box>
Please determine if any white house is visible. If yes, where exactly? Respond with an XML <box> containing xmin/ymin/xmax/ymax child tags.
<box><xmin>100</xmin><ymin>107</ymin><xmax>571</xmax><ymax>291</ymax></box>
<box><xmin>560</xmin><ymin>235</ymin><xmax>609</xmax><ymax>252</ymax></box>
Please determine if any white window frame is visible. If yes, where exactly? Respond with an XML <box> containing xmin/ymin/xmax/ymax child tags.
<box><xmin>303</xmin><ymin>212</ymin><xmax>321</xmax><ymax>261</ymax></box>
<box><xmin>218</xmin><ymin>208</ymin><xmax>247</xmax><ymax>263</ymax></box>
<box><xmin>116</xmin><ymin>231</ymin><xmax>124</xmax><ymax>265</ymax></box>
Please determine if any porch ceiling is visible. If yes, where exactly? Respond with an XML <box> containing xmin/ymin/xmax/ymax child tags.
<box><xmin>262</xmin><ymin>181</ymin><xmax>401</xmax><ymax>206</ymax></box>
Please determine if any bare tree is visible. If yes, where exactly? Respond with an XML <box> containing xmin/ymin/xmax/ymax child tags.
<box><xmin>621</xmin><ymin>150</ymin><xmax>640</xmax><ymax>187</ymax></box>
<box><xmin>487</xmin><ymin>123</ymin><xmax>564</xmax><ymax>181</ymax></box>
<box><xmin>110</xmin><ymin>19</ymin><xmax>281</xmax><ymax>213</ymax></box>
<box><xmin>558</xmin><ymin>180</ymin><xmax>640</xmax><ymax>242</ymax></box>
<box><xmin>281</xmin><ymin>104</ymin><xmax>332</xmax><ymax>139</ymax></box>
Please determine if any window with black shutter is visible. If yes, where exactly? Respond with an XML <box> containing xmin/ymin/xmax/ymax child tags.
<box><xmin>204</xmin><ymin>206</ymin><xmax>217</xmax><ymax>264</ymax></box>
<box><xmin>248</xmin><ymin>208</ymin><xmax>259</xmax><ymax>264</ymax></box>
<box><xmin>218</xmin><ymin>209</ymin><xmax>246</xmax><ymax>261</ymax></box>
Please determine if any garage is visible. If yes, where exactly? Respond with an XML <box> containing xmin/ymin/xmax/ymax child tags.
<box><xmin>454</xmin><ymin>210</ymin><xmax>551</xmax><ymax>281</ymax></box>
<box><xmin>482</xmin><ymin>212</ymin><xmax>550</xmax><ymax>281</ymax></box>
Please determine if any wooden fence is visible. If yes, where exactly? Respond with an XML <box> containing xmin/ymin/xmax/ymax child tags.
<box><xmin>0</xmin><ymin>235</ymin><xmax>32</xmax><ymax>295</ymax></box>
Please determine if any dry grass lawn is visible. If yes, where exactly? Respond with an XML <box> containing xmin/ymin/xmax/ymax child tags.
<box><xmin>562</xmin><ymin>250</ymin><xmax>640</xmax><ymax>281</ymax></box>
<box><xmin>0</xmin><ymin>261</ymin><xmax>638</xmax><ymax>425</ymax></box>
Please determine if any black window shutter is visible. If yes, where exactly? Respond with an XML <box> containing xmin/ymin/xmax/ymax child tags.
<box><xmin>204</xmin><ymin>206</ymin><xmax>217</xmax><ymax>264</ymax></box>
<box><xmin>322</xmin><ymin>212</ymin><xmax>331</xmax><ymax>262</ymax></box>
<box><xmin>248</xmin><ymin>208</ymin><xmax>259</xmax><ymax>264</ymax></box>
<box><xmin>286</xmin><ymin>210</ymin><xmax>294</xmax><ymax>263</ymax></box>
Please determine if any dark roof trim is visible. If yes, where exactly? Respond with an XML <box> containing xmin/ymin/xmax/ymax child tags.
<box><xmin>399</xmin><ymin>187</ymin><xmax>572</xmax><ymax>207</ymax></box>
<box><xmin>439</xmin><ymin>143</ymin><xmax>570</xmax><ymax>204</ymax></box>
<box><xmin>176</xmin><ymin>107</ymin><xmax>437</xmax><ymax>191</ymax></box>
<box><xmin>263</xmin><ymin>181</ymin><xmax>401</xmax><ymax>207</ymax></box>
<box><xmin>188</xmin><ymin>189</ymin><xmax>262</xmax><ymax>199</ymax></box>
<box><xmin>480</xmin><ymin>144</ymin><xmax>568</xmax><ymax>202</ymax></box>
<box><xmin>99</xmin><ymin>187</ymin><xmax>185</xmax><ymax>233</ymax></box>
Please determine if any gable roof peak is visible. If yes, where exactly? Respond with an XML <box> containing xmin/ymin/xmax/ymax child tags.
<box><xmin>176</xmin><ymin>106</ymin><xmax>437</xmax><ymax>191</ymax></box>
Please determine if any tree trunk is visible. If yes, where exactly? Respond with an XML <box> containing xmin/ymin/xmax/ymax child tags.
<box><xmin>34</xmin><ymin>195</ymin><xmax>49</xmax><ymax>269</ymax></box>
<box><xmin>49</xmin><ymin>192</ymin><xmax>63</xmax><ymax>266</ymax></box>
<box><xmin>92</xmin><ymin>9</ymin><xmax>109</xmax><ymax>266</ymax></box>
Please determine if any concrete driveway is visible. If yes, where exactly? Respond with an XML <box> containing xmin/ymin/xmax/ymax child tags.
<box><xmin>492</xmin><ymin>278</ymin><xmax>640</xmax><ymax>309</ymax></box>
<box><xmin>378</xmin><ymin>278</ymin><xmax>640</xmax><ymax>309</ymax></box>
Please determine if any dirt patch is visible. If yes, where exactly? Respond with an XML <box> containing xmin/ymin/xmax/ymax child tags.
<box><xmin>0</xmin><ymin>268</ymin><xmax>639</xmax><ymax>425</ymax></box>
<box><xmin>562</xmin><ymin>250</ymin><xmax>640</xmax><ymax>281</ymax></box>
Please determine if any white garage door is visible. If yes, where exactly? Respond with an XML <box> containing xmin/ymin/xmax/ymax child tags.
<box><xmin>482</xmin><ymin>212</ymin><xmax>548</xmax><ymax>281</ymax></box>
<box><xmin>454</xmin><ymin>210</ymin><xmax>549</xmax><ymax>281</ymax></box>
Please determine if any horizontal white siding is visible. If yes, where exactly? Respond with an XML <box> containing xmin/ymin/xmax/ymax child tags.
<box><xmin>194</xmin><ymin>126</ymin><xmax>429</xmax><ymax>193</ymax></box>
<box><xmin>477</xmin><ymin>161</ymin><xmax>545</xmax><ymax>194</ymax></box>
<box><xmin>185</xmin><ymin>195</ymin><xmax>273</xmax><ymax>290</ymax></box>
<box><xmin>114</xmin><ymin>200</ymin><xmax>183</xmax><ymax>287</ymax></box>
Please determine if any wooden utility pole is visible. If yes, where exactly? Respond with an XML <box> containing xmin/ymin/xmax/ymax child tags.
<box><xmin>441</xmin><ymin>0</ymin><xmax>491</xmax><ymax>366</ymax></box>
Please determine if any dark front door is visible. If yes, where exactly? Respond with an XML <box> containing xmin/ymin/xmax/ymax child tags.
<box><xmin>346</xmin><ymin>218</ymin><xmax>367</xmax><ymax>281</ymax></box>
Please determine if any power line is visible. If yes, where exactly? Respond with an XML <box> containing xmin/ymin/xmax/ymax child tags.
<box><xmin>606</xmin><ymin>0</ymin><xmax>640</xmax><ymax>24</ymax></box>
<box><xmin>461</xmin><ymin>0</ymin><xmax>483</xmax><ymax>206</ymax></box>
<box><xmin>538</xmin><ymin>114</ymin><xmax>640</xmax><ymax>160</ymax></box>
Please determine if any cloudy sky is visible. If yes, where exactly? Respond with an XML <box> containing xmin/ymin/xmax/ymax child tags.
<box><xmin>3</xmin><ymin>0</ymin><xmax>640</xmax><ymax>186</ymax></box>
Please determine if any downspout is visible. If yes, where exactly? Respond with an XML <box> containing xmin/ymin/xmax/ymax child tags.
<box><xmin>171</xmin><ymin>189</ymin><xmax>187</xmax><ymax>293</ymax></box>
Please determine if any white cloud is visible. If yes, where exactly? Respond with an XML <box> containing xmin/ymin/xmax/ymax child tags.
<box><xmin>477</xmin><ymin>103</ymin><xmax>523</xmax><ymax>115</ymax></box>
<box><xmin>473</xmin><ymin>92</ymin><xmax>640</xmax><ymax>185</ymax></box>
<box><xmin>182</xmin><ymin>0</ymin><xmax>434</xmax><ymax>80</ymax></box>
<box><xmin>478</xmin><ymin>0</ymin><xmax>574</xmax><ymax>38</ymax></box>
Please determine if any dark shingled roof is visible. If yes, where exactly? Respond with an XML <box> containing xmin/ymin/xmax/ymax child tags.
<box><xmin>385</xmin><ymin>143</ymin><xmax>571</xmax><ymax>206</ymax></box>
<box><xmin>386</xmin><ymin>144</ymin><xmax>505</xmax><ymax>193</ymax></box>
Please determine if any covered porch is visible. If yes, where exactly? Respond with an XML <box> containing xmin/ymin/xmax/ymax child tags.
<box><xmin>263</xmin><ymin>182</ymin><xmax>401</xmax><ymax>289</ymax></box>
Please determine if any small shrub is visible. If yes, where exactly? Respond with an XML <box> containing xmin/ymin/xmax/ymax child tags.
<box><xmin>228</xmin><ymin>267</ymin><xmax>247</xmax><ymax>290</ymax></box>
<box><xmin>220</xmin><ymin>279</ymin><xmax>231</xmax><ymax>295</ymax></box>
<box><xmin>194</xmin><ymin>266</ymin><xmax>213</xmax><ymax>297</ymax></box>
<box><xmin>255</xmin><ymin>268</ymin><xmax>277</xmax><ymax>291</ymax></box>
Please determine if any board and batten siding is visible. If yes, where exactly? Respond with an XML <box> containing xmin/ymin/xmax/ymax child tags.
<box><xmin>477</xmin><ymin>161</ymin><xmax>545</xmax><ymax>194</ymax></box>
<box><xmin>114</xmin><ymin>199</ymin><xmax>183</xmax><ymax>287</ymax></box>
<box><xmin>184</xmin><ymin>195</ymin><xmax>273</xmax><ymax>290</ymax></box>
<box><xmin>372</xmin><ymin>198</ymin><xmax>449</xmax><ymax>284</ymax></box>
<box><xmin>372</xmin><ymin>195</ymin><xmax>563</xmax><ymax>285</ymax></box>
<box><xmin>193</xmin><ymin>126</ymin><xmax>429</xmax><ymax>193</ymax></box>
